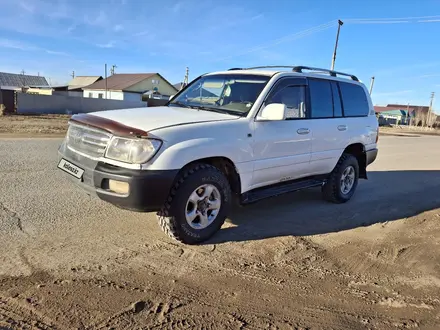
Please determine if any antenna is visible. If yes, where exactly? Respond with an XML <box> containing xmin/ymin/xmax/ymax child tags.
<box><xmin>110</xmin><ymin>64</ymin><xmax>117</xmax><ymax>75</ymax></box>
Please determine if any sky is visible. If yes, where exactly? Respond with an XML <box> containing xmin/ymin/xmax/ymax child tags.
<box><xmin>0</xmin><ymin>0</ymin><xmax>440</xmax><ymax>111</ymax></box>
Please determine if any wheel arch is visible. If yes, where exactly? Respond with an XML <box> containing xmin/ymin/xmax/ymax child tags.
<box><xmin>343</xmin><ymin>143</ymin><xmax>367</xmax><ymax>179</ymax></box>
<box><xmin>178</xmin><ymin>156</ymin><xmax>242</xmax><ymax>195</ymax></box>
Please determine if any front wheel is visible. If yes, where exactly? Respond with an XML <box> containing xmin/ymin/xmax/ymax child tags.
<box><xmin>322</xmin><ymin>153</ymin><xmax>359</xmax><ymax>204</ymax></box>
<box><xmin>156</xmin><ymin>164</ymin><xmax>231</xmax><ymax>244</ymax></box>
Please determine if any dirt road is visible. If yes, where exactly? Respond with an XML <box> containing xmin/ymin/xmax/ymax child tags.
<box><xmin>1</xmin><ymin>135</ymin><xmax>440</xmax><ymax>329</ymax></box>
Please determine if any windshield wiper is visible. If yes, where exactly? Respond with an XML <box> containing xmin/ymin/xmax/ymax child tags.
<box><xmin>170</xmin><ymin>101</ymin><xmax>193</xmax><ymax>108</ymax></box>
<box><xmin>192</xmin><ymin>105</ymin><xmax>244</xmax><ymax>116</ymax></box>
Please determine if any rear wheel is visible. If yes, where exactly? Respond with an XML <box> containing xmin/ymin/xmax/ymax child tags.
<box><xmin>156</xmin><ymin>164</ymin><xmax>231</xmax><ymax>244</ymax></box>
<box><xmin>322</xmin><ymin>153</ymin><xmax>359</xmax><ymax>203</ymax></box>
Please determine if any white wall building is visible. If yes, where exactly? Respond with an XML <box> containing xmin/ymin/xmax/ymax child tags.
<box><xmin>83</xmin><ymin>73</ymin><xmax>178</xmax><ymax>102</ymax></box>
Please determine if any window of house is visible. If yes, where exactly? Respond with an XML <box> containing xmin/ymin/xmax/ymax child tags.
<box><xmin>98</xmin><ymin>93</ymin><xmax>103</xmax><ymax>99</ymax></box>
<box><xmin>266</xmin><ymin>85</ymin><xmax>307</xmax><ymax>119</ymax></box>
<box><xmin>88</xmin><ymin>92</ymin><xmax>93</xmax><ymax>98</ymax></box>
<box><xmin>331</xmin><ymin>81</ymin><xmax>343</xmax><ymax>117</ymax></box>
<box><xmin>338</xmin><ymin>82</ymin><xmax>369</xmax><ymax>117</ymax></box>
<box><xmin>309</xmin><ymin>79</ymin><xmax>333</xmax><ymax>118</ymax></box>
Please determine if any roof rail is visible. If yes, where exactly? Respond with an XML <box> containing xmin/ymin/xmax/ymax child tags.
<box><xmin>292</xmin><ymin>66</ymin><xmax>359</xmax><ymax>81</ymax></box>
<box><xmin>227</xmin><ymin>65</ymin><xmax>359</xmax><ymax>81</ymax></box>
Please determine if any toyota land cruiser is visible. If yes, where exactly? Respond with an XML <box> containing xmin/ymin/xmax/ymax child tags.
<box><xmin>57</xmin><ymin>66</ymin><xmax>379</xmax><ymax>244</ymax></box>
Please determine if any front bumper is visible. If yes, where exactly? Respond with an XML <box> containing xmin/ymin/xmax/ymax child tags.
<box><xmin>57</xmin><ymin>144</ymin><xmax>178</xmax><ymax>212</ymax></box>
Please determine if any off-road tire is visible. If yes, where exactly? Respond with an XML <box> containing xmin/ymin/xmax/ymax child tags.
<box><xmin>156</xmin><ymin>163</ymin><xmax>231</xmax><ymax>244</ymax></box>
<box><xmin>322</xmin><ymin>153</ymin><xmax>359</xmax><ymax>204</ymax></box>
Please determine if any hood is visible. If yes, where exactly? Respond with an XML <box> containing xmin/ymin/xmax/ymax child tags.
<box><xmin>90</xmin><ymin>106</ymin><xmax>240</xmax><ymax>132</ymax></box>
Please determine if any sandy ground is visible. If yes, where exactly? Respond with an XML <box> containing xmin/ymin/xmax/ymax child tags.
<box><xmin>0</xmin><ymin>115</ymin><xmax>69</xmax><ymax>137</ymax></box>
<box><xmin>1</xmin><ymin>133</ymin><xmax>440</xmax><ymax>329</ymax></box>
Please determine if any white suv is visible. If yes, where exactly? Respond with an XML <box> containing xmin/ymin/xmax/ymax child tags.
<box><xmin>57</xmin><ymin>66</ymin><xmax>379</xmax><ymax>244</ymax></box>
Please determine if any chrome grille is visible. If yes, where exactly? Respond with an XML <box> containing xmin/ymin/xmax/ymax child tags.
<box><xmin>66</xmin><ymin>123</ymin><xmax>112</xmax><ymax>159</ymax></box>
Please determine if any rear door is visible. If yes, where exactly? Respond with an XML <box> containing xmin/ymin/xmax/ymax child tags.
<box><xmin>307</xmin><ymin>78</ymin><xmax>374</xmax><ymax>176</ymax></box>
<box><xmin>306</xmin><ymin>78</ymin><xmax>347</xmax><ymax>175</ymax></box>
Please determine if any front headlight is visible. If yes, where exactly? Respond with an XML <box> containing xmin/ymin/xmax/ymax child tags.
<box><xmin>105</xmin><ymin>136</ymin><xmax>162</xmax><ymax>164</ymax></box>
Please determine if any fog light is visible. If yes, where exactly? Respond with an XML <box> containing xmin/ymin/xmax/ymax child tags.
<box><xmin>109</xmin><ymin>180</ymin><xmax>129</xmax><ymax>194</ymax></box>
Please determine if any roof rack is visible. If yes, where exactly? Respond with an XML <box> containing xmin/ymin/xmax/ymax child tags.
<box><xmin>227</xmin><ymin>65</ymin><xmax>359</xmax><ymax>82</ymax></box>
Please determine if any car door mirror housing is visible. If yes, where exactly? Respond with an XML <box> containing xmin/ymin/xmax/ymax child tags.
<box><xmin>256</xmin><ymin>103</ymin><xmax>286</xmax><ymax>121</ymax></box>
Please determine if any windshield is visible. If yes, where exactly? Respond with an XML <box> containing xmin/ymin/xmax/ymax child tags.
<box><xmin>169</xmin><ymin>74</ymin><xmax>270</xmax><ymax>116</ymax></box>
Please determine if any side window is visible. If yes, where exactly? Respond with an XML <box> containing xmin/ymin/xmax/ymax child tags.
<box><xmin>309</xmin><ymin>79</ymin><xmax>333</xmax><ymax>118</ymax></box>
<box><xmin>330</xmin><ymin>81</ymin><xmax>343</xmax><ymax>117</ymax></box>
<box><xmin>339</xmin><ymin>82</ymin><xmax>369</xmax><ymax>117</ymax></box>
<box><xmin>266</xmin><ymin>85</ymin><xmax>307</xmax><ymax>119</ymax></box>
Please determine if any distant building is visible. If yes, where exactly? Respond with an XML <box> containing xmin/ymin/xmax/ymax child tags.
<box><xmin>0</xmin><ymin>71</ymin><xmax>49</xmax><ymax>89</ymax></box>
<box><xmin>53</xmin><ymin>76</ymin><xmax>103</xmax><ymax>97</ymax></box>
<box><xmin>385</xmin><ymin>104</ymin><xmax>429</xmax><ymax>118</ymax></box>
<box><xmin>374</xmin><ymin>106</ymin><xmax>411</xmax><ymax>125</ymax></box>
<box><xmin>83</xmin><ymin>73</ymin><xmax>178</xmax><ymax>101</ymax></box>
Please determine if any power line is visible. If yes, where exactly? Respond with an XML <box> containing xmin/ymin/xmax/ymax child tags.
<box><xmin>344</xmin><ymin>15</ymin><xmax>440</xmax><ymax>21</ymax></box>
<box><xmin>344</xmin><ymin>15</ymin><xmax>440</xmax><ymax>24</ymax></box>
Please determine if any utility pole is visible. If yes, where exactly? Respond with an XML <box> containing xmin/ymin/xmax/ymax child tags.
<box><xmin>181</xmin><ymin>67</ymin><xmax>189</xmax><ymax>90</ymax></box>
<box><xmin>110</xmin><ymin>64</ymin><xmax>117</xmax><ymax>75</ymax></box>
<box><xmin>428</xmin><ymin>92</ymin><xmax>435</xmax><ymax>128</ymax></box>
<box><xmin>369</xmin><ymin>76</ymin><xmax>375</xmax><ymax>95</ymax></box>
<box><xmin>331</xmin><ymin>20</ymin><xmax>344</xmax><ymax>71</ymax></box>
<box><xmin>104</xmin><ymin>63</ymin><xmax>108</xmax><ymax>99</ymax></box>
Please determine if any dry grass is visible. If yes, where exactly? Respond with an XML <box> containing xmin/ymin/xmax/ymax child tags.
<box><xmin>0</xmin><ymin>114</ymin><xmax>69</xmax><ymax>136</ymax></box>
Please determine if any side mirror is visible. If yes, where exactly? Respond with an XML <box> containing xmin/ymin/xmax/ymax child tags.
<box><xmin>169</xmin><ymin>94</ymin><xmax>175</xmax><ymax>100</ymax></box>
<box><xmin>256</xmin><ymin>103</ymin><xmax>286</xmax><ymax>121</ymax></box>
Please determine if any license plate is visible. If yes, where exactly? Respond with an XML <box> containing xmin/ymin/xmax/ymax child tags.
<box><xmin>58</xmin><ymin>159</ymin><xmax>84</xmax><ymax>179</ymax></box>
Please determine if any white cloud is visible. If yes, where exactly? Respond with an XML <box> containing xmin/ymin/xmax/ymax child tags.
<box><xmin>0</xmin><ymin>38</ymin><xmax>70</xmax><ymax>56</ymax></box>
<box><xmin>84</xmin><ymin>10</ymin><xmax>108</xmax><ymax>26</ymax></box>
<box><xmin>19</xmin><ymin>1</ymin><xmax>34</xmax><ymax>13</ymax></box>
<box><xmin>251</xmin><ymin>14</ymin><xmax>264</xmax><ymax>20</ymax></box>
<box><xmin>96</xmin><ymin>41</ymin><xmax>116</xmax><ymax>48</ymax></box>
<box><xmin>113</xmin><ymin>24</ymin><xmax>124</xmax><ymax>32</ymax></box>
<box><xmin>45</xmin><ymin>50</ymin><xmax>70</xmax><ymax>56</ymax></box>
<box><xmin>172</xmin><ymin>1</ymin><xmax>183</xmax><ymax>13</ymax></box>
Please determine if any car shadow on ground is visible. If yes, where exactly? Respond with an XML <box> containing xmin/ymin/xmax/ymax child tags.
<box><xmin>205</xmin><ymin>170</ymin><xmax>440</xmax><ymax>244</ymax></box>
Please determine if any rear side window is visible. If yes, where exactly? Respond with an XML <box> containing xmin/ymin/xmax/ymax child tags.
<box><xmin>330</xmin><ymin>81</ymin><xmax>343</xmax><ymax>117</ymax></box>
<box><xmin>339</xmin><ymin>82</ymin><xmax>369</xmax><ymax>117</ymax></box>
<box><xmin>309</xmin><ymin>79</ymin><xmax>333</xmax><ymax>118</ymax></box>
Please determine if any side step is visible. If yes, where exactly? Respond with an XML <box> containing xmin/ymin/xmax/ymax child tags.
<box><xmin>241</xmin><ymin>178</ymin><xmax>324</xmax><ymax>205</ymax></box>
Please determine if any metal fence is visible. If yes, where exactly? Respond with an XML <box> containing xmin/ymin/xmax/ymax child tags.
<box><xmin>17</xmin><ymin>93</ymin><xmax>148</xmax><ymax>115</ymax></box>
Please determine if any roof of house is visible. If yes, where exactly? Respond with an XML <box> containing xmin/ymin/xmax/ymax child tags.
<box><xmin>83</xmin><ymin>73</ymin><xmax>156</xmax><ymax>91</ymax></box>
<box><xmin>68</xmin><ymin>76</ymin><xmax>102</xmax><ymax>90</ymax></box>
<box><xmin>375</xmin><ymin>106</ymin><xmax>410</xmax><ymax>116</ymax></box>
<box><xmin>173</xmin><ymin>82</ymin><xmax>185</xmax><ymax>90</ymax></box>
<box><xmin>0</xmin><ymin>72</ymin><xmax>49</xmax><ymax>88</ymax></box>
<box><xmin>386</xmin><ymin>104</ymin><xmax>430</xmax><ymax>113</ymax></box>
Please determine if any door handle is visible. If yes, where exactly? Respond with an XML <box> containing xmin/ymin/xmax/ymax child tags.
<box><xmin>337</xmin><ymin>125</ymin><xmax>347</xmax><ymax>131</ymax></box>
<box><xmin>297</xmin><ymin>128</ymin><xmax>310</xmax><ymax>135</ymax></box>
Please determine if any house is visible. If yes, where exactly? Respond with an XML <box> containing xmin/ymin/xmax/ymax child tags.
<box><xmin>83</xmin><ymin>73</ymin><xmax>178</xmax><ymax>101</ymax></box>
<box><xmin>374</xmin><ymin>106</ymin><xmax>411</xmax><ymax>125</ymax></box>
<box><xmin>0</xmin><ymin>72</ymin><xmax>49</xmax><ymax>89</ymax></box>
<box><xmin>173</xmin><ymin>81</ymin><xmax>218</xmax><ymax>98</ymax></box>
<box><xmin>52</xmin><ymin>76</ymin><xmax>103</xmax><ymax>97</ymax></box>
<box><xmin>173</xmin><ymin>82</ymin><xmax>186</xmax><ymax>91</ymax></box>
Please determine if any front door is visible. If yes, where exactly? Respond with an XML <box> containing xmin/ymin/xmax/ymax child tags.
<box><xmin>250</xmin><ymin>78</ymin><xmax>313</xmax><ymax>190</ymax></box>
